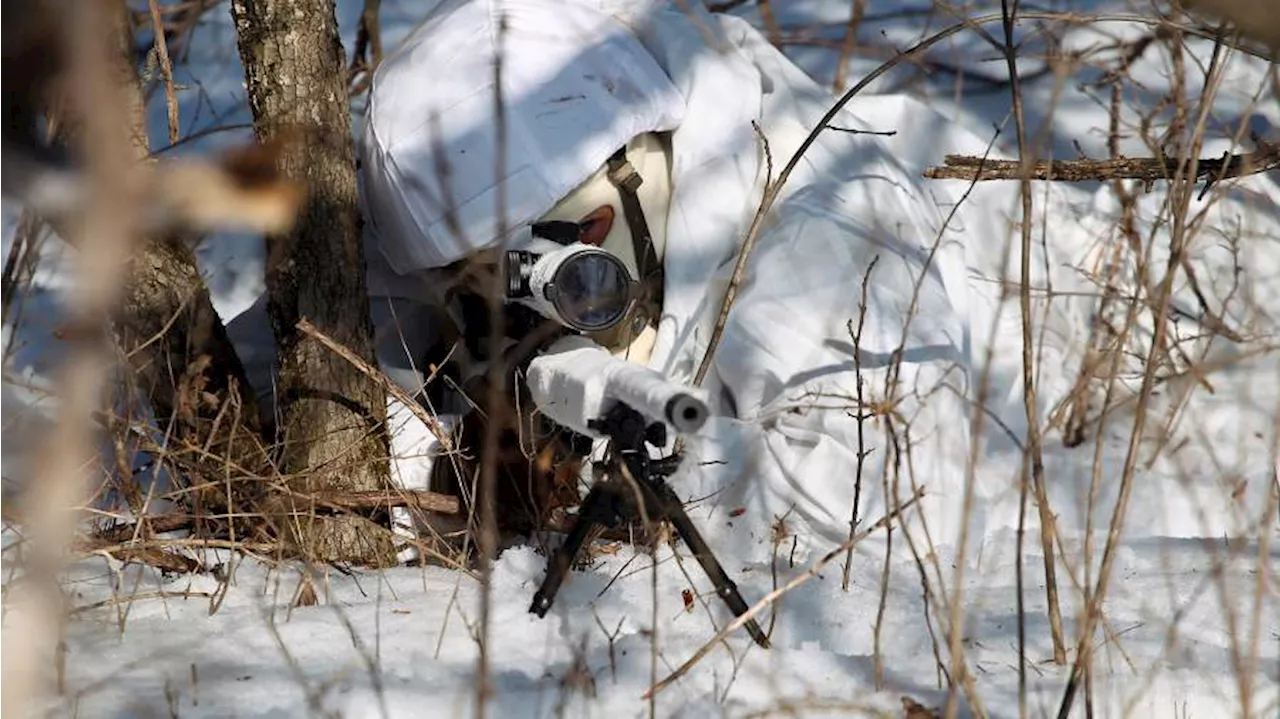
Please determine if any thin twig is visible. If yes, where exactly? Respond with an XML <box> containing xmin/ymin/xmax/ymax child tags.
<box><xmin>827</xmin><ymin>126</ymin><xmax>897</xmax><ymax>137</ymax></box>
<box><xmin>996</xmin><ymin>1</ymin><xmax>1069</xmax><ymax>690</ymax></box>
<box><xmin>69</xmin><ymin>590</ymin><xmax>216</xmax><ymax>616</ymax></box>
<box><xmin>757</xmin><ymin>0</ymin><xmax>782</xmax><ymax>47</ymax></box>
<box><xmin>474</xmin><ymin>14</ymin><xmax>512</xmax><ymax>718</ymax></box>
<box><xmin>83</xmin><ymin>497</ymin><xmax>465</xmax><ymax>570</ymax></box>
<box><xmin>296</xmin><ymin>317</ymin><xmax>451</xmax><ymax>449</ymax></box>
<box><xmin>91</xmin><ymin>513</ymin><xmax>197</xmax><ymax>542</ymax></box>
<box><xmin>841</xmin><ymin>256</ymin><xmax>878</xmax><ymax>591</ymax></box>
<box><xmin>832</xmin><ymin>0</ymin><xmax>867</xmax><ymax>93</ymax></box>
<box><xmin>291</xmin><ymin>489</ymin><xmax>459</xmax><ymax>515</ymax></box>
<box><xmin>348</xmin><ymin>0</ymin><xmax>383</xmax><ymax>96</ymax></box>
<box><xmin>147</xmin><ymin>0</ymin><xmax>181</xmax><ymax>145</ymax></box>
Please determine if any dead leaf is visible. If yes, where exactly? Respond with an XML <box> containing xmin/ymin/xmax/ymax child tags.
<box><xmin>901</xmin><ymin>696</ymin><xmax>940</xmax><ymax>719</ymax></box>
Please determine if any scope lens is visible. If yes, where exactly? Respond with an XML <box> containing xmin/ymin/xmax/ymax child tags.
<box><xmin>550</xmin><ymin>250</ymin><xmax>634</xmax><ymax>332</ymax></box>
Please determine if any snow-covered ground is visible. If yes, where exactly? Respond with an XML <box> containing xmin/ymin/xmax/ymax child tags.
<box><xmin>4</xmin><ymin>1</ymin><xmax>1278</xmax><ymax>717</ymax></box>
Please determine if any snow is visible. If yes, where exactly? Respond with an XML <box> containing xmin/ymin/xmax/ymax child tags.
<box><xmin>4</xmin><ymin>1</ymin><xmax>1279</xmax><ymax>717</ymax></box>
<box><xmin>45</xmin><ymin>532</ymin><xmax>1275</xmax><ymax>717</ymax></box>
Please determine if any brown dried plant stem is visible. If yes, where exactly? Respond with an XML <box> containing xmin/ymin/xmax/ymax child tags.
<box><xmin>1001</xmin><ymin>0</ymin><xmax>1069</xmax><ymax>679</ymax></box>
<box><xmin>922</xmin><ymin>144</ymin><xmax>1279</xmax><ymax>182</ymax></box>
<box><xmin>1057</xmin><ymin>33</ymin><xmax>1233</xmax><ymax>719</ymax></box>
<box><xmin>841</xmin><ymin>256</ymin><xmax>879</xmax><ymax>591</ymax></box>
<box><xmin>348</xmin><ymin>0</ymin><xmax>382</xmax><ymax>95</ymax></box>
<box><xmin>1</xmin><ymin>3</ymin><xmax>143</xmax><ymax>716</ymax></box>
<box><xmin>297</xmin><ymin>317</ymin><xmax>452</xmax><ymax>447</ymax></box>
<box><xmin>146</xmin><ymin>0</ymin><xmax>180</xmax><ymax>144</ymax></box>
<box><xmin>131</xmin><ymin>0</ymin><xmax>221</xmax><ymax>64</ymax></box>
<box><xmin>757</xmin><ymin>0</ymin><xmax>782</xmax><ymax>47</ymax></box>
<box><xmin>475</xmin><ymin>15</ymin><xmax>513</xmax><ymax>718</ymax></box>
<box><xmin>832</xmin><ymin>0</ymin><xmax>868</xmax><ymax>93</ymax></box>
<box><xmin>288</xmin><ymin>488</ymin><xmax>459</xmax><ymax>514</ymax></box>
<box><xmin>85</xmin><ymin>487</ymin><xmax>459</xmax><ymax>542</ymax></box>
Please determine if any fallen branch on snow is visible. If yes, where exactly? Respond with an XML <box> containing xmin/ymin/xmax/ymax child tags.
<box><xmin>295</xmin><ymin>489</ymin><xmax>460</xmax><ymax>515</ymax></box>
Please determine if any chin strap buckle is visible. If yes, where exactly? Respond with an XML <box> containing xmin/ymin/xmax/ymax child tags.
<box><xmin>607</xmin><ymin>157</ymin><xmax>643</xmax><ymax>194</ymax></box>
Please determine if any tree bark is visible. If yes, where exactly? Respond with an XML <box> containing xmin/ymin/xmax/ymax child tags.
<box><xmin>229</xmin><ymin>0</ymin><xmax>396</xmax><ymax>565</ymax></box>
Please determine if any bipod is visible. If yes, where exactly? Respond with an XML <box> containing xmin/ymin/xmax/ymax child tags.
<box><xmin>529</xmin><ymin>402</ymin><xmax>770</xmax><ymax>649</ymax></box>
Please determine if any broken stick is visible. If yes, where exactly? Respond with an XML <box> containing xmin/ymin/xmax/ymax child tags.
<box><xmin>923</xmin><ymin>143</ymin><xmax>1279</xmax><ymax>184</ymax></box>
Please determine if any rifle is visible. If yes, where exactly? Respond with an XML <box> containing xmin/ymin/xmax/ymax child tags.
<box><xmin>524</xmin><ymin>336</ymin><xmax>770</xmax><ymax>649</ymax></box>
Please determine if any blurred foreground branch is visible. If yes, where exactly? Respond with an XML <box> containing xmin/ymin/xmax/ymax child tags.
<box><xmin>2</xmin><ymin>1</ymin><xmax>146</xmax><ymax>714</ymax></box>
<box><xmin>1175</xmin><ymin>0</ymin><xmax>1280</xmax><ymax>52</ymax></box>
<box><xmin>0</xmin><ymin>14</ymin><xmax>317</xmax><ymax>711</ymax></box>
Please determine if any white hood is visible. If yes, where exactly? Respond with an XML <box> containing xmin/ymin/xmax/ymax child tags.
<box><xmin>360</xmin><ymin>0</ymin><xmax>686</xmax><ymax>273</ymax></box>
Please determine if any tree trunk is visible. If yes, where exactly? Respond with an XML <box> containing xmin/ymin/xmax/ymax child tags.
<box><xmin>229</xmin><ymin>0</ymin><xmax>396</xmax><ymax>565</ymax></box>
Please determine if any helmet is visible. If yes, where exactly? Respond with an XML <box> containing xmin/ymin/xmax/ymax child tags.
<box><xmin>359</xmin><ymin>0</ymin><xmax>685</xmax><ymax>274</ymax></box>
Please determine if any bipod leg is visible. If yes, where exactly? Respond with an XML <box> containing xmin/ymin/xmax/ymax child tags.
<box><xmin>642</xmin><ymin>476</ymin><xmax>771</xmax><ymax>649</ymax></box>
<box><xmin>529</xmin><ymin>480</ymin><xmax>624</xmax><ymax>617</ymax></box>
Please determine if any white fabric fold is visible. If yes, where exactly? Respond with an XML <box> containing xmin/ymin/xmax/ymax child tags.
<box><xmin>360</xmin><ymin>0</ymin><xmax>687</xmax><ymax>272</ymax></box>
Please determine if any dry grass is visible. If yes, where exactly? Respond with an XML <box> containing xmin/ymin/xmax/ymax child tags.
<box><xmin>3</xmin><ymin>1</ymin><xmax>1277</xmax><ymax>718</ymax></box>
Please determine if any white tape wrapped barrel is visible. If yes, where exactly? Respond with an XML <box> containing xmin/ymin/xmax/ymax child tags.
<box><xmin>526</xmin><ymin>335</ymin><xmax>710</xmax><ymax>437</ymax></box>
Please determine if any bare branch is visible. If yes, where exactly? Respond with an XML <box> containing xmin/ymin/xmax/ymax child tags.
<box><xmin>923</xmin><ymin>144</ymin><xmax>1279</xmax><ymax>183</ymax></box>
<box><xmin>297</xmin><ymin>317</ymin><xmax>453</xmax><ymax>448</ymax></box>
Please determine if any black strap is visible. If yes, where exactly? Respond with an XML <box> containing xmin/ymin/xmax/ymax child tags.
<box><xmin>606</xmin><ymin>146</ymin><xmax>663</xmax><ymax>311</ymax></box>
